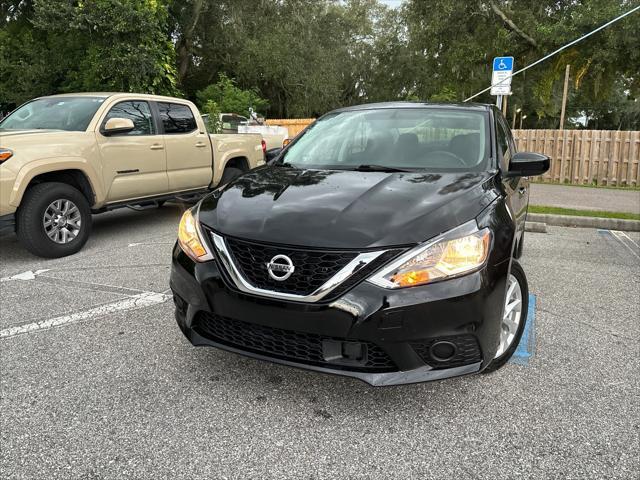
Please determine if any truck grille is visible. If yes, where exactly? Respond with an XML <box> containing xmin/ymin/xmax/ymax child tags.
<box><xmin>194</xmin><ymin>312</ymin><xmax>396</xmax><ymax>372</ymax></box>
<box><xmin>225</xmin><ymin>237</ymin><xmax>358</xmax><ymax>296</ymax></box>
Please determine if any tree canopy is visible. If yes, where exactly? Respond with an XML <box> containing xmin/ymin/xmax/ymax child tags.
<box><xmin>1</xmin><ymin>0</ymin><xmax>638</xmax><ymax>129</ymax></box>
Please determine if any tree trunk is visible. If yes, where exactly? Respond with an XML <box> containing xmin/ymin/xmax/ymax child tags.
<box><xmin>177</xmin><ymin>0</ymin><xmax>205</xmax><ymax>85</ymax></box>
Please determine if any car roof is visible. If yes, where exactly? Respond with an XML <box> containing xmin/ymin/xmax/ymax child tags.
<box><xmin>330</xmin><ymin>101</ymin><xmax>492</xmax><ymax>113</ymax></box>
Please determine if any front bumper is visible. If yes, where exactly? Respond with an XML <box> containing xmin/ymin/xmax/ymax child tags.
<box><xmin>170</xmin><ymin>243</ymin><xmax>509</xmax><ymax>386</ymax></box>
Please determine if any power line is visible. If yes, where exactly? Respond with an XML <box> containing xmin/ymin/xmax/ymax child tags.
<box><xmin>464</xmin><ymin>4</ymin><xmax>640</xmax><ymax>103</ymax></box>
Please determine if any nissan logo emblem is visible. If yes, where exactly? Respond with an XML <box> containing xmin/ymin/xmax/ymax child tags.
<box><xmin>266</xmin><ymin>254</ymin><xmax>295</xmax><ymax>281</ymax></box>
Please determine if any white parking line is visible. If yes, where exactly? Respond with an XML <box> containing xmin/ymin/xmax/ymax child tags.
<box><xmin>610</xmin><ymin>230</ymin><xmax>640</xmax><ymax>260</ymax></box>
<box><xmin>0</xmin><ymin>269</ymin><xmax>50</xmax><ymax>282</ymax></box>
<box><xmin>0</xmin><ymin>291</ymin><xmax>170</xmax><ymax>339</ymax></box>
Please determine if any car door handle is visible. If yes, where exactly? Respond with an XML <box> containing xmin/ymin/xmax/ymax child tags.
<box><xmin>518</xmin><ymin>186</ymin><xmax>527</xmax><ymax>195</ymax></box>
<box><xmin>150</xmin><ymin>144</ymin><xmax>164</xmax><ymax>150</ymax></box>
<box><xmin>195</xmin><ymin>142</ymin><xmax>207</xmax><ymax>148</ymax></box>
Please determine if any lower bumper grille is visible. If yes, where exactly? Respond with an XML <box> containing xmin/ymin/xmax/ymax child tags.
<box><xmin>194</xmin><ymin>312</ymin><xmax>396</xmax><ymax>372</ymax></box>
<box><xmin>411</xmin><ymin>334</ymin><xmax>482</xmax><ymax>369</ymax></box>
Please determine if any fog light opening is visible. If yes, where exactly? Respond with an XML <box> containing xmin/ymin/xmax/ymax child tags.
<box><xmin>430</xmin><ymin>341</ymin><xmax>457</xmax><ymax>362</ymax></box>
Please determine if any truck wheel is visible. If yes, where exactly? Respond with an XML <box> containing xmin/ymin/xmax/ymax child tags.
<box><xmin>16</xmin><ymin>182</ymin><xmax>92</xmax><ymax>258</ymax></box>
<box><xmin>220</xmin><ymin>167</ymin><xmax>243</xmax><ymax>185</ymax></box>
<box><xmin>483</xmin><ymin>260</ymin><xmax>529</xmax><ymax>373</ymax></box>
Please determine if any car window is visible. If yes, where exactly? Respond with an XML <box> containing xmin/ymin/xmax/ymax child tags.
<box><xmin>103</xmin><ymin>101</ymin><xmax>155</xmax><ymax>135</ymax></box>
<box><xmin>282</xmin><ymin>108</ymin><xmax>490</xmax><ymax>172</ymax></box>
<box><xmin>158</xmin><ymin>102</ymin><xmax>197</xmax><ymax>134</ymax></box>
<box><xmin>221</xmin><ymin>114</ymin><xmax>248</xmax><ymax>133</ymax></box>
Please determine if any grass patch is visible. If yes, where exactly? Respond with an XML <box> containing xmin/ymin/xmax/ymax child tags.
<box><xmin>529</xmin><ymin>205</ymin><xmax>640</xmax><ymax>221</ymax></box>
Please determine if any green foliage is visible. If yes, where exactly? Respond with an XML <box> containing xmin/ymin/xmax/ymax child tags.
<box><xmin>196</xmin><ymin>74</ymin><xmax>269</xmax><ymax>116</ymax></box>
<box><xmin>202</xmin><ymin>100</ymin><xmax>223</xmax><ymax>134</ymax></box>
<box><xmin>1</xmin><ymin>0</ymin><xmax>638</xmax><ymax>129</ymax></box>
<box><xmin>1</xmin><ymin>0</ymin><xmax>178</xmax><ymax>109</ymax></box>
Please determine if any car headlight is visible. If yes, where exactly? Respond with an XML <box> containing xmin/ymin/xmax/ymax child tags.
<box><xmin>368</xmin><ymin>220</ymin><xmax>491</xmax><ymax>289</ymax></box>
<box><xmin>178</xmin><ymin>208</ymin><xmax>214</xmax><ymax>262</ymax></box>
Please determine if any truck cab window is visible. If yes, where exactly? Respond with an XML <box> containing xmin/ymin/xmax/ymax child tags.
<box><xmin>103</xmin><ymin>101</ymin><xmax>154</xmax><ymax>135</ymax></box>
<box><xmin>158</xmin><ymin>103</ymin><xmax>197</xmax><ymax>134</ymax></box>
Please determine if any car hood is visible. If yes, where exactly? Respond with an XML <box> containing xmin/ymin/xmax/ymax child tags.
<box><xmin>0</xmin><ymin>129</ymin><xmax>63</xmax><ymax>138</ymax></box>
<box><xmin>199</xmin><ymin>166</ymin><xmax>499</xmax><ymax>249</ymax></box>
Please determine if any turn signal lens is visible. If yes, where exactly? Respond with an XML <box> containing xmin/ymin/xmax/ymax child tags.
<box><xmin>178</xmin><ymin>208</ymin><xmax>212</xmax><ymax>262</ymax></box>
<box><xmin>0</xmin><ymin>148</ymin><xmax>13</xmax><ymax>162</ymax></box>
<box><xmin>368</xmin><ymin>224</ymin><xmax>491</xmax><ymax>289</ymax></box>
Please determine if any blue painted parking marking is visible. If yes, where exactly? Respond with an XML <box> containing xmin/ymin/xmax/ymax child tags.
<box><xmin>510</xmin><ymin>294</ymin><xmax>536</xmax><ymax>365</ymax></box>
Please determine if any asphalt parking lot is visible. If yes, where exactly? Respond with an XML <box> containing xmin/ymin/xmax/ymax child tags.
<box><xmin>1</xmin><ymin>205</ymin><xmax>638</xmax><ymax>479</ymax></box>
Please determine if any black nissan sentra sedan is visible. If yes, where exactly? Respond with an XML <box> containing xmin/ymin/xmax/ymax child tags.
<box><xmin>170</xmin><ymin>102</ymin><xmax>549</xmax><ymax>386</ymax></box>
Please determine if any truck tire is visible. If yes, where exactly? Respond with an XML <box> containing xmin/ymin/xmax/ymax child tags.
<box><xmin>220</xmin><ymin>167</ymin><xmax>243</xmax><ymax>185</ymax></box>
<box><xmin>483</xmin><ymin>260</ymin><xmax>529</xmax><ymax>373</ymax></box>
<box><xmin>16</xmin><ymin>182</ymin><xmax>92</xmax><ymax>258</ymax></box>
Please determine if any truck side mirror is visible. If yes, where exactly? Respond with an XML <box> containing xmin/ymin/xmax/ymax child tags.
<box><xmin>504</xmin><ymin>151</ymin><xmax>550</xmax><ymax>178</ymax></box>
<box><xmin>103</xmin><ymin>117</ymin><xmax>135</xmax><ymax>136</ymax></box>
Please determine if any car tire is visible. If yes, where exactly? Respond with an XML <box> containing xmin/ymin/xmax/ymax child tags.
<box><xmin>220</xmin><ymin>167</ymin><xmax>243</xmax><ymax>185</ymax></box>
<box><xmin>483</xmin><ymin>259</ymin><xmax>529</xmax><ymax>373</ymax></box>
<box><xmin>16</xmin><ymin>182</ymin><xmax>92</xmax><ymax>258</ymax></box>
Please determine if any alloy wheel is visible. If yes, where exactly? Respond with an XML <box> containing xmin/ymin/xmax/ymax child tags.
<box><xmin>495</xmin><ymin>273</ymin><xmax>523</xmax><ymax>358</ymax></box>
<box><xmin>43</xmin><ymin>199</ymin><xmax>82</xmax><ymax>244</ymax></box>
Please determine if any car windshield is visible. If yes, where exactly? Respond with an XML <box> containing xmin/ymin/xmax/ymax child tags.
<box><xmin>0</xmin><ymin>96</ymin><xmax>106</xmax><ymax>131</ymax></box>
<box><xmin>281</xmin><ymin>107</ymin><xmax>490</xmax><ymax>172</ymax></box>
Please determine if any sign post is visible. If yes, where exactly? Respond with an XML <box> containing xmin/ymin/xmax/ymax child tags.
<box><xmin>491</xmin><ymin>56</ymin><xmax>514</xmax><ymax>109</ymax></box>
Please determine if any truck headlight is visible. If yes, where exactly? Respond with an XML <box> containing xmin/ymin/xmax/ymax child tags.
<box><xmin>368</xmin><ymin>220</ymin><xmax>491</xmax><ymax>289</ymax></box>
<box><xmin>178</xmin><ymin>208</ymin><xmax>213</xmax><ymax>262</ymax></box>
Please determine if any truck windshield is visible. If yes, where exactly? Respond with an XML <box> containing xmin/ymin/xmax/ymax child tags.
<box><xmin>0</xmin><ymin>97</ymin><xmax>106</xmax><ymax>131</ymax></box>
<box><xmin>282</xmin><ymin>108</ymin><xmax>490</xmax><ymax>172</ymax></box>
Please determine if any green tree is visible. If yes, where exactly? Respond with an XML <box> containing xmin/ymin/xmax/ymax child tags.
<box><xmin>202</xmin><ymin>100</ymin><xmax>223</xmax><ymax>133</ymax></box>
<box><xmin>0</xmin><ymin>0</ymin><xmax>178</xmax><ymax>107</ymax></box>
<box><xmin>196</xmin><ymin>73</ymin><xmax>269</xmax><ymax>116</ymax></box>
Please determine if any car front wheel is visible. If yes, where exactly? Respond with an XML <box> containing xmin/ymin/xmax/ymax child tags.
<box><xmin>16</xmin><ymin>182</ymin><xmax>92</xmax><ymax>258</ymax></box>
<box><xmin>484</xmin><ymin>259</ymin><xmax>529</xmax><ymax>372</ymax></box>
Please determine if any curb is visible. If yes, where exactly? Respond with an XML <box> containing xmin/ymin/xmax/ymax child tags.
<box><xmin>527</xmin><ymin>213</ymin><xmax>640</xmax><ymax>232</ymax></box>
<box><xmin>525</xmin><ymin>221</ymin><xmax>547</xmax><ymax>233</ymax></box>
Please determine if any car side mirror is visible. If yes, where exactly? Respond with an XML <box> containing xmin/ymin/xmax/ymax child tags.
<box><xmin>504</xmin><ymin>151</ymin><xmax>550</xmax><ymax>178</ymax></box>
<box><xmin>266</xmin><ymin>147</ymin><xmax>283</xmax><ymax>162</ymax></box>
<box><xmin>103</xmin><ymin>117</ymin><xmax>135</xmax><ymax>136</ymax></box>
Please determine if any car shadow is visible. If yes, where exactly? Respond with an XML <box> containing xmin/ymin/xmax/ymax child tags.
<box><xmin>0</xmin><ymin>202</ymin><xmax>189</xmax><ymax>269</ymax></box>
<box><xmin>189</xmin><ymin>343</ymin><xmax>478</xmax><ymax>414</ymax></box>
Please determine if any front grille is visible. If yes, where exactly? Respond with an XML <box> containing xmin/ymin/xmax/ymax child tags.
<box><xmin>411</xmin><ymin>335</ymin><xmax>482</xmax><ymax>369</ymax></box>
<box><xmin>225</xmin><ymin>237</ymin><xmax>358</xmax><ymax>296</ymax></box>
<box><xmin>194</xmin><ymin>312</ymin><xmax>396</xmax><ymax>372</ymax></box>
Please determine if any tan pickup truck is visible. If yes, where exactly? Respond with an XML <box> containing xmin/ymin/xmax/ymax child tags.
<box><xmin>0</xmin><ymin>93</ymin><xmax>265</xmax><ymax>258</ymax></box>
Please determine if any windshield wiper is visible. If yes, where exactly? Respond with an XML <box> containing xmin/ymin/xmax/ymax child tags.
<box><xmin>353</xmin><ymin>164</ymin><xmax>411</xmax><ymax>172</ymax></box>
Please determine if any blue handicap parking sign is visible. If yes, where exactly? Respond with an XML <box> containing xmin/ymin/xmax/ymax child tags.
<box><xmin>493</xmin><ymin>56</ymin><xmax>514</xmax><ymax>71</ymax></box>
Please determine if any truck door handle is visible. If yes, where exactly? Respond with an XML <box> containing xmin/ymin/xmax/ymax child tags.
<box><xmin>195</xmin><ymin>142</ymin><xmax>207</xmax><ymax>148</ymax></box>
<box><xmin>150</xmin><ymin>144</ymin><xmax>164</xmax><ymax>150</ymax></box>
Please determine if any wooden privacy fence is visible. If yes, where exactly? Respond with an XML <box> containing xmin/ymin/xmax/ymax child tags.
<box><xmin>513</xmin><ymin>130</ymin><xmax>639</xmax><ymax>187</ymax></box>
<box><xmin>265</xmin><ymin>118</ymin><xmax>316</xmax><ymax>138</ymax></box>
<box><xmin>266</xmin><ymin>118</ymin><xmax>640</xmax><ymax>187</ymax></box>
